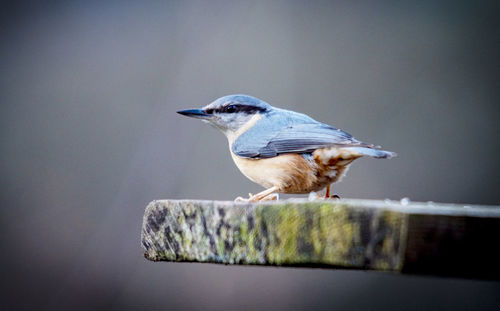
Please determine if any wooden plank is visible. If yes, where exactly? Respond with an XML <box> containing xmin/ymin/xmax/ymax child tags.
<box><xmin>141</xmin><ymin>199</ymin><xmax>500</xmax><ymax>280</ymax></box>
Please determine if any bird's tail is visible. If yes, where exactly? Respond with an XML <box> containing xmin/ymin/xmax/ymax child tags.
<box><xmin>345</xmin><ymin>147</ymin><xmax>397</xmax><ymax>159</ymax></box>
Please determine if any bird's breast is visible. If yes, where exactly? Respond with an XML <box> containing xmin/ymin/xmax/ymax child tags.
<box><xmin>229</xmin><ymin>146</ymin><xmax>363</xmax><ymax>194</ymax></box>
<box><xmin>230</xmin><ymin>152</ymin><xmax>318</xmax><ymax>193</ymax></box>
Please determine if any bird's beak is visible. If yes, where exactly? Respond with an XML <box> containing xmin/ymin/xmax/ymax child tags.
<box><xmin>177</xmin><ymin>108</ymin><xmax>210</xmax><ymax>119</ymax></box>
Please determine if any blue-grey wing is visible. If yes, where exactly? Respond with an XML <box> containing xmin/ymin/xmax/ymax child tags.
<box><xmin>232</xmin><ymin>110</ymin><xmax>368</xmax><ymax>158</ymax></box>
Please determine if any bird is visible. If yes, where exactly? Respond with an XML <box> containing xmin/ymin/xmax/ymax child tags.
<box><xmin>177</xmin><ymin>94</ymin><xmax>395</xmax><ymax>202</ymax></box>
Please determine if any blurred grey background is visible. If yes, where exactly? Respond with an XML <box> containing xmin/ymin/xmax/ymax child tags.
<box><xmin>1</xmin><ymin>1</ymin><xmax>500</xmax><ymax>310</ymax></box>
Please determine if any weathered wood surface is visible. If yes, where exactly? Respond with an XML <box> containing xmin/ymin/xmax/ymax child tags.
<box><xmin>141</xmin><ymin>199</ymin><xmax>500</xmax><ymax>280</ymax></box>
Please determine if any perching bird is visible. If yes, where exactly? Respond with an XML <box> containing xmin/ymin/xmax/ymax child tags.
<box><xmin>178</xmin><ymin>95</ymin><xmax>395</xmax><ymax>202</ymax></box>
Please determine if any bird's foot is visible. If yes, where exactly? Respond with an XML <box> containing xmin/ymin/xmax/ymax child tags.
<box><xmin>308</xmin><ymin>191</ymin><xmax>341</xmax><ymax>201</ymax></box>
<box><xmin>234</xmin><ymin>193</ymin><xmax>279</xmax><ymax>202</ymax></box>
<box><xmin>234</xmin><ymin>187</ymin><xmax>279</xmax><ymax>202</ymax></box>
<box><xmin>324</xmin><ymin>184</ymin><xmax>340</xmax><ymax>200</ymax></box>
<box><xmin>234</xmin><ymin>196</ymin><xmax>249</xmax><ymax>203</ymax></box>
<box><xmin>261</xmin><ymin>193</ymin><xmax>279</xmax><ymax>201</ymax></box>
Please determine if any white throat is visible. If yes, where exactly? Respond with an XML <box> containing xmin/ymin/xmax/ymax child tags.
<box><xmin>225</xmin><ymin>113</ymin><xmax>262</xmax><ymax>145</ymax></box>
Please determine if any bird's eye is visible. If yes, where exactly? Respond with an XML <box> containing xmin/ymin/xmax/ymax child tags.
<box><xmin>205</xmin><ymin>108</ymin><xmax>213</xmax><ymax>114</ymax></box>
<box><xmin>225</xmin><ymin>105</ymin><xmax>237</xmax><ymax>113</ymax></box>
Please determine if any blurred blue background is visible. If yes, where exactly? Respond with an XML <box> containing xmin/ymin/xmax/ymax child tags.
<box><xmin>1</xmin><ymin>1</ymin><xmax>499</xmax><ymax>310</ymax></box>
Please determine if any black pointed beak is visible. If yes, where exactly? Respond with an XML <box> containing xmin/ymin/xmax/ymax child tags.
<box><xmin>177</xmin><ymin>108</ymin><xmax>210</xmax><ymax>119</ymax></box>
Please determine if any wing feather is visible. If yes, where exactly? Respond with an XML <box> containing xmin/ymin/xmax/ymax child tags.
<box><xmin>232</xmin><ymin>110</ymin><xmax>371</xmax><ymax>159</ymax></box>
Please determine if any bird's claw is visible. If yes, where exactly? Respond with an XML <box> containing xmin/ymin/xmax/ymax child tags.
<box><xmin>234</xmin><ymin>196</ymin><xmax>249</xmax><ymax>203</ymax></box>
<box><xmin>263</xmin><ymin>193</ymin><xmax>279</xmax><ymax>201</ymax></box>
<box><xmin>308</xmin><ymin>192</ymin><xmax>341</xmax><ymax>201</ymax></box>
<box><xmin>234</xmin><ymin>193</ymin><xmax>279</xmax><ymax>203</ymax></box>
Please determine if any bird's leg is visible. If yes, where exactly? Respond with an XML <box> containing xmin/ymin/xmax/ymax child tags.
<box><xmin>261</xmin><ymin>192</ymin><xmax>279</xmax><ymax>201</ymax></box>
<box><xmin>325</xmin><ymin>184</ymin><xmax>340</xmax><ymax>199</ymax></box>
<box><xmin>249</xmin><ymin>186</ymin><xmax>279</xmax><ymax>201</ymax></box>
<box><xmin>235</xmin><ymin>186</ymin><xmax>279</xmax><ymax>202</ymax></box>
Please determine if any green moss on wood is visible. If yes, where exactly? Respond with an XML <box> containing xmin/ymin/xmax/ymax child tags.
<box><xmin>142</xmin><ymin>200</ymin><xmax>408</xmax><ymax>270</ymax></box>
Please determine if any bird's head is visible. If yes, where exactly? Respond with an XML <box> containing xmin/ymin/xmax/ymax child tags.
<box><xmin>177</xmin><ymin>94</ymin><xmax>271</xmax><ymax>137</ymax></box>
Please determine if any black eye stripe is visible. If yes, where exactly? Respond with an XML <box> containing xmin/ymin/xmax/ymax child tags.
<box><xmin>210</xmin><ymin>104</ymin><xmax>266</xmax><ymax>114</ymax></box>
<box><xmin>225</xmin><ymin>105</ymin><xmax>237</xmax><ymax>113</ymax></box>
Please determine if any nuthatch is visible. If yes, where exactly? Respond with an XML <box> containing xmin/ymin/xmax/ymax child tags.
<box><xmin>178</xmin><ymin>94</ymin><xmax>395</xmax><ymax>202</ymax></box>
